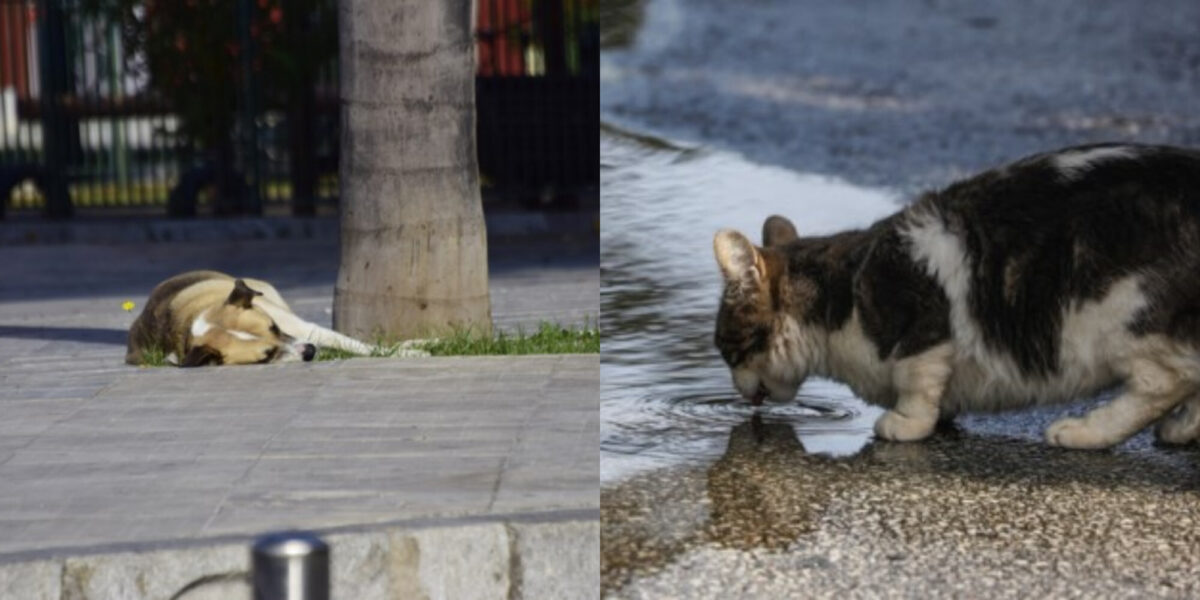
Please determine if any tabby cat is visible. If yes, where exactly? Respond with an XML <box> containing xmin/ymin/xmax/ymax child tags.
<box><xmin>714</xmin><ymin>143</ymin><xmax>1200</xmax><ymax>448</ymax></box>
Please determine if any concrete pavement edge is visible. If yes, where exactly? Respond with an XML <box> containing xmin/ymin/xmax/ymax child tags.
<box><xmin>0</xmin><ymin>510</ymin><xmax>600</xmax><ymax>600</ymax></box>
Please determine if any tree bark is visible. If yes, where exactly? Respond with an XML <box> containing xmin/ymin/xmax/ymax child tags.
<box><xmin>334</xmin><ymin>0</ymin><xmax>492</xmax><ymax>340</ymax></box>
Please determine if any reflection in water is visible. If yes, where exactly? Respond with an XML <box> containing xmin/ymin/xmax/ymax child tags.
<box><xmin>705</xmin><ymin>415</ymin><xmax>823</xmax><ymax>550</ymax></box>
<box><xmin>601</xmin><ymin>415</ymin><xmax>1200</xmax><ymax>594</ymax></box>
<box><xmin>600</xmin><ymin>126</ymin><xmax>897</xmax><ymax>482</ymax></box>
<box><xmin>602</xmin><ymin>381</ymin><xmax>880</xmax><ymax>480</ymax></box>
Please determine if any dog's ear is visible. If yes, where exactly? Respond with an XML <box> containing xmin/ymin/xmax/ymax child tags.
<box><xmin>180</xmin><ymin>345</ymin><xmax>222</xmax><ymax>367</ymax></box>
<box><xmin>762</xmin><ymin>215</ymin><xmax>799</xmax><ymax>247</ymax></box>
<box><xmin>227</xmin><ymin>279</ymin><xmax>263</xmax><ymax>309</ymax></box>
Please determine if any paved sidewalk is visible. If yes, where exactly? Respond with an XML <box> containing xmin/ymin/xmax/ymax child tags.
<box><xmin>0</xmin><ymin>236</ymin><xmax>599</xmax><ymax>598</ymax></box>
<box><xmin>1</xmin><ymin>354</ymin><xmax>597</xmax><ymax>557</ymax></box>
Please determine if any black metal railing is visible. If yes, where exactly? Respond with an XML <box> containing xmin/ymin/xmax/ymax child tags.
<box><xmin>0</xmin><ymin>0</ymin><xmax>598</xmax><ymax>219</ymax></box>
<box><xmin>476</xmin><ymin>0</ymin><xmax>599</xmax><ymax>207</ymax></box>
<box><xmin>0</xmin><ymin>0</ymin><xmax>340</xmax><ymax>218</ymax></box>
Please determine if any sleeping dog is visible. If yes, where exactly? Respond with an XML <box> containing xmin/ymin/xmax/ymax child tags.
<box><xmin>126</xmin><ymin>270</ymin><xmax>374</xmax><ymax>366</ymax></box>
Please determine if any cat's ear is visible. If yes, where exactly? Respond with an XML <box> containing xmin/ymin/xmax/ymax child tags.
<box><xmin>714</xmin><ymin>229</ymin><xmax>766</xmax><ymax>291</ymax></box>
<box><xmin>762</xmin><ymin>215</ymin><xmax>798</xmax><ymax>247</ymax></box>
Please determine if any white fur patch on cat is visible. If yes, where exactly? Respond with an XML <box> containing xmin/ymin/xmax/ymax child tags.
<box><xmin>900</xmin><ymin>207</ymin><xmax>1164</xmax><ymax>412</ymax></box>
<box><xmin>902</xmin><ymin>208</ymin><xmax>988</xmax><ymax>363</ymax></box>
<box><xmin>822</xmin><ymin>309</ymin><xmax>893</xmax><ymax>406</ymax></box>
<box><xmin>1052</xmin><ymin>146</ymin><xmax>1138</xmax><ymax>179</ymax></box>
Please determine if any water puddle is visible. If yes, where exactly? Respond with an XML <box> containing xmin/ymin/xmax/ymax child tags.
<box><xmin>602</xmin><ymin>381</ymin><xmax>883</xmax><ymax>482</ymax></box>
<box><xmin>600</xmin><ymin>125</ymin><xmax>898</xmax><ymax>483</ymax></box>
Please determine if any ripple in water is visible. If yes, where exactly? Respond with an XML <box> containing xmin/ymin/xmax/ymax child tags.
<box><xmin>645</xmin><ymin>391</ymin><xmax>855</xmax><ymax>430</ymax></box>
<box><xmin>600</xmin><ymin>126</ymin><xmax>897</xmax><ymax>484</ymax></box>
<box><xmin>601</xmin><ymin>378</ymin><xmax>882</xmax><ymax>482</ymax></box>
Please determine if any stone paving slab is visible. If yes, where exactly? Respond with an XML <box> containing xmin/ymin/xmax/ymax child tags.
<box><xmin>0</xmin><ymin>354</ymin><xmax>597</xmax><ymax>558</ymax></box>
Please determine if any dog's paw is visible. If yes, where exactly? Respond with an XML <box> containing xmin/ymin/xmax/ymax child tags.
<box><xmin>1045</xmin><ymin>417</ymin><xmax>1114</xmax><ymax>449</ymax></box>
<box><xmin>874</xmin><ymin>410</ymin><xmax>936</xmax><ymax>442</ymax></box>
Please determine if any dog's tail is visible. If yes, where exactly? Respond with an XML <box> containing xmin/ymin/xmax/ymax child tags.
<box><xmin>256</xmin><ymin>301</ymin><xmax>375</xmax><ymax>355</ymax></box>
<box><xmin>301</xmin><ymin>323</ymin><xmax>376</xmax><ymax>355</ymax></box>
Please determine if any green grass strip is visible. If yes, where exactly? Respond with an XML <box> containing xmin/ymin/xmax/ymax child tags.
<box><xmin>423</xmin><ymin>322</ymin><xmax>600</xmax><ymax>356</ymax></box>
<box><xmin>131</xmin><ymin>322</ymin><xmax>598</xmax><ymax>366</ymax></box>
<box><xmin>316</xmin><ymin>322</ymin><xmax>599</xmax><ymax>361</ymax></box>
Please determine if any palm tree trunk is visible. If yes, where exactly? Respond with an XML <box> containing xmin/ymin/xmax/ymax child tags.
<box><xmin>334</xmin><ymin>0</ymin><xmax>491</xmax><ymax>340</ymax></box>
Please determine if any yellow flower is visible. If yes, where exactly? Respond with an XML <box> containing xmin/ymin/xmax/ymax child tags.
<box><xmin>122</xmin><ymin>300</ymin><xmax>136</xmax><ymax>312</ymax></box>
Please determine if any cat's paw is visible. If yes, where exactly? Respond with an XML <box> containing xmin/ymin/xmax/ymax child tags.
<box><xmin>1045</xmin><ymin>417</ymin><xmax>1114</xmax><ymax>449</ymax></box>
<box><xmin>874</xmin><ymin>410</ymin><xmax>936</xmax><ymax>442</ymax></box>
<box><xmin>1156</xmin><ymin>413</ymin><xmax>1200</xmax><ymax>445</ymax></box>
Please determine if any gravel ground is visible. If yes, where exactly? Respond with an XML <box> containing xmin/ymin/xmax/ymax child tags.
<box><xmin>603</xmin><ymin>418</ymin><xmax>1200</xmax><ymax>598</ymax></box>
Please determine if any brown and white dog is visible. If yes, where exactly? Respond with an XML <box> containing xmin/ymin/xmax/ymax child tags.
<box><xmin>126</xmin><ymin>270</ymin><xmax>374</xmax><ymax>366</ymax></box>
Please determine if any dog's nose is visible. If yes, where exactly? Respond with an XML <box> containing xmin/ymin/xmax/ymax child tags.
<box><xmin>302</xmin><ymin>344</ymin><xmax>316</xmax><ymax>362</ymax></box>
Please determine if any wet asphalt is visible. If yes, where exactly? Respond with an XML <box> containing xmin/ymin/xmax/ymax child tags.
<box><xmin>602</xmin><ymin>0</ymin><xmax>1200</xmax><ymax>195</ymax></box>
<box><xmin>601</xmin><ymin>1</ymin><xmax>1200</xmax><ymax>597</ymax></box>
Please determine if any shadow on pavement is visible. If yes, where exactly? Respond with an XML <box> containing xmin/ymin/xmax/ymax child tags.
<box><xmin>0</xmin><ymin>325</ymin><xmax>128</xmax><ymax>346</ymax></box>
<box><xmin>0</xmin><ymin>237</ymin><xmax>598</xmax><ymax>303</ymax></box>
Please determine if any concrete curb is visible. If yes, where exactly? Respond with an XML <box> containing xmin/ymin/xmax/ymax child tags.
<box><xmin>0</xmin><ymin>211</ymin><xmax>598</xmax><ymax>246</ymax></box>
<box><xmin>0</xmin><ymin>511</ymin><xmax>599</xmax><ymax>600</ymax></box>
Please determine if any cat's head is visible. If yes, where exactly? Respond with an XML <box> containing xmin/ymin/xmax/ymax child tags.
<box><xmin>713</xmin><ymin>215</ymin><xmax>814</xmax><ymax>404</ymax></box>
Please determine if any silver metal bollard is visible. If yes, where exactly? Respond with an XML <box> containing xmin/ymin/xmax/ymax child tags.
<box><xmin>251</xmin><ymin>531</ymin><xmax>330</xmax><ymax>600</ymax></box>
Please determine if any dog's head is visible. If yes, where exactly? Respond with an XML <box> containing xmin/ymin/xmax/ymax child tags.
<box><xmin>713</xmin><ymin>216</ymin><xmax>813</xmax><ymax>404</ymax></box>
<box><xmin>181</xmin><ymin>279</ymin><xmax>315</xmax><ymax>367</ymax></box>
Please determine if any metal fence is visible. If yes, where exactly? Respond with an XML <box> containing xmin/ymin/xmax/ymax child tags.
<box><xmin>0</xmin><ymin>0</ymin><xmax>598</xmax><ymax>218</ymax></box>
<box><xmin>477</xmin><ymin>0</ymin><xmax>598</xmax><ymax>207</ymax></box>
<box><xmin>1</xmin><ymin>0</ymin><xmax>181</xmax><ymax>217</ymax></box>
